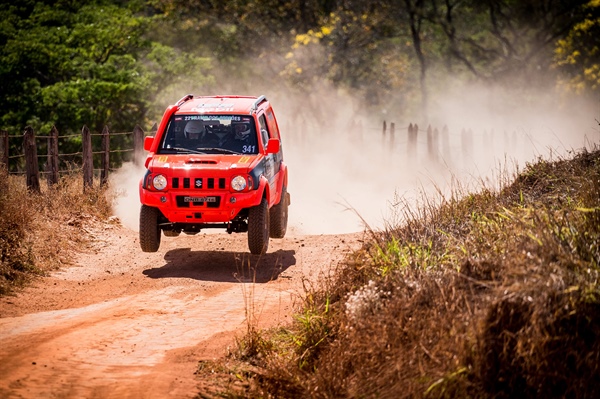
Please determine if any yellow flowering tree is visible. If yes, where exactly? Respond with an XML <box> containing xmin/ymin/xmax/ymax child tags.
<box><xmin>555</xmin><ymin>0</ymin><xmax>600</xmax><ymax>94</ymax></box>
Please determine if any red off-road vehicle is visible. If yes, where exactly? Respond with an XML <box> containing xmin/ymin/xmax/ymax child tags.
<box><xmin>139</xmin><ymin>94</ymin><xmax>290</xmax><ymax>255</ymax></box>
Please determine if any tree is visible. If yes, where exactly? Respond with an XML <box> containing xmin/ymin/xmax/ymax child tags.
<box><xmin>1</xmin><ymin>2</ymin><xmax>151</xmax><ymax>134</ymax></box>
<box><xmin>555</xmin><ymin>0</ymin><xmax>600</xmax><ymax>95</ymax></box>
<box><xmin>430</xmin><ymin>0</ymin><xmax>590</xmax><ymax>83</ymax></box>
<box><xmin>0</xmin><ymin>1</ymin><xmax>213</xmax><ymax>169</ymax></box>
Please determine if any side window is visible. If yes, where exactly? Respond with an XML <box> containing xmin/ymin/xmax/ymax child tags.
<box><xmin>258</xmin><ymin>114</ymin><xmax>270</xmax><ymax>146</ymax></box>
<box><xmin>265</xmin><ymin>109</ymin><xmax>280</xmax><ymax>139</ymax></box>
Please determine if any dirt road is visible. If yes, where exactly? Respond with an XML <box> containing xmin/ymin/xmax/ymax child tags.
<box><xmin>0</xmin><ymin>220</ymin><xmax>363</xmax><ymax>398</ymax></box>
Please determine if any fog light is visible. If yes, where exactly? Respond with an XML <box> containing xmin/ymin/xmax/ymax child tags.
<box><xmin>160</xmin><ymin>196</ymin><xmax>167</xmax><ymax>203</ymax></box>
<box><xmin>230</xmin><ymin>196</ymin><xmax>237</xmax><ymax>203</ymax></box>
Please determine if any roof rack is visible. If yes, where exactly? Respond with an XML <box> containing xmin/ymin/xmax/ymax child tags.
<box><xmin>250</xmin><ymin>95</ymin><xmax>267</xmax><ymax>112</ymax></box>
<box><xmin>176</xmin><ymin>94</ymin><xmax>194</xmax><ymax>107</ymax></box>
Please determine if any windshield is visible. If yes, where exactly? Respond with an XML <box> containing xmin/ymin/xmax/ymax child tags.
<box><xmin>158</xmin><ymin>114</ymin><xmax>259</xmax><ymax>155</ymax></box>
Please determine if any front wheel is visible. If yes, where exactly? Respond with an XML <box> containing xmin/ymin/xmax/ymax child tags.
<box><xmin>248</xmin><ymin>198</ymin><xmax>269</xmax><ymax>255</ymax></box>
<box><xmin>139</xmin><ymin>205</ymin><xmax>161</xmax><ymax>252</ymax></box>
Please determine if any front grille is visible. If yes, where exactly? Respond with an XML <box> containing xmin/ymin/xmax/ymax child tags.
<box><xmin>172</xmin><ymin>177</ymin><xmax>226</xmax><ymax>190</ymax></box>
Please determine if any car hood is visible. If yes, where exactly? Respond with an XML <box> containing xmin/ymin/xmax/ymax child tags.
<box><xmin>147</xmin><ymin>153</ymin><xmax>259</xmax><ymax>175</ymax></box>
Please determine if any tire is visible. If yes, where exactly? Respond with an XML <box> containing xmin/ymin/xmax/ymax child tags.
<box><xmin>269</xmin><ymin>186</ymin><xmax>288</xmax><ymax>238</ymax></box>
<box><xmin>163</xmin><ymin>229</ymin><xmax>180</xmax><ymax>237</ymax></box>
<box><xmin>248</xmin><ymin>198</ymin><xmax>269</xmax><ymax>255</ymax></box>
<box><xmin>139</xmin><ymin>205</ymin><xmax>161</xmax><ymax>252</ymax></box>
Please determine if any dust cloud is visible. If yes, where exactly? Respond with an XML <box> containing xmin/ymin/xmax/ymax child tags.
<box><xmin>269</xmin><ymin>82</ymin><xmax>598</xmax><ymax>235</ymax></box>
<box><xmin>110</xmin><ymin>162</ymin><xmax>146</xmax><ymax>231</ymax></box>
<box><xmin>110</xmin><ymin>76</ymin><xmax>599</xmax><ymax>236</ymax></box>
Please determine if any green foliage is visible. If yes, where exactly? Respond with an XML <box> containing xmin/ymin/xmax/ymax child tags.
<box><xmin>0</xmin><ymin>0</ymin><xmax>217</xmax><ymax>171</ymax></box>
<box><xmin>143</xmin><ymin>42</ymin><xmax>213</xmax><ymax>121</ymax></box>
<box><xmin>290</xmin><ymin>294</ymin><xmax>331</xmax><ymax>369</ymax></box>
<box><xmin>555</xmin><ymin>0</ymin><xmax>600</xmax><ymax>94</ymax></box>
<box><xmin>1</xmin><ymin>2</ymin><xmax>150</xmax><ymax>133</ymax></box>
<box><xmin>0</xmin><ymin>1</ymin><xmax>214</xmax><ymax>134</ymax></box>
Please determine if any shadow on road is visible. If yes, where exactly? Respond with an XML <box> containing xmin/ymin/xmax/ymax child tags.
<box><xmin>142</xmin><ymin>248</ymin><xmax>296</xmax><ymax>283</ymax></box>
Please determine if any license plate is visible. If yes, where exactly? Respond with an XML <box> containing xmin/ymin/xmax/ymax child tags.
<box><xmin>183</xmin><ymin>196</ymin><xmax>216</xmax><ymax>203</ymax></box>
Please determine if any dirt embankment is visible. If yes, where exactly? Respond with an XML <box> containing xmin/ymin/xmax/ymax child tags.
<box><xmin>0</xmin><ymin>221</ymin><xmax>363</xmax><ymax>398</ymax></box>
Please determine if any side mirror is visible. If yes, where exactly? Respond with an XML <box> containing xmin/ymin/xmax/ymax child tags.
<box><xmin>266</xmin><ymin>138</ymin><xmax>280</xmax><ymax>154</ymax></box>
<box><xmin>144</xmin><ymin>136</ymin><xmax>154</xmax><ymax>151</ymax></box>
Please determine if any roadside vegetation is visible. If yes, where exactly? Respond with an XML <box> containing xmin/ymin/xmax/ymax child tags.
<box><xmin>203</xmin><ymin>146</ymin><xmax>600</xmax><ymax>398</ymax></box>
<box><xmin>0</xmin><ymin>170</ymin><xmax>112</xmax><ymax>295</ymax></box>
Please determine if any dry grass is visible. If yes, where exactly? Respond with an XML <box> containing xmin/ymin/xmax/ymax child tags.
<box><xmin>0</xmin><ymin>170</ymin><xmax>113</xmax><ymax>295</ymax></box>
<box><xmin>218</xmin><ymin>147</ymin><xmax>600</xmax><ymax>398</ymax></box>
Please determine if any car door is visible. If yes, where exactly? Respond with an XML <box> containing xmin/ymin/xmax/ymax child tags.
<box><xmin>258</xmin><ymin>113</ymin><xmax>277</xmax><ymax>202</ymax></box>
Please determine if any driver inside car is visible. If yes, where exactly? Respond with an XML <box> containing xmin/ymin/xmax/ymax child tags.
<box><xmin>181</xmin><ymin>120</ymin><xmax>205</xmax><ymax>147</ymax></box>
<box><xmin>201</xmin><ymin>125</ymin><xmax>236</xmax><ymax>149</ymax></box>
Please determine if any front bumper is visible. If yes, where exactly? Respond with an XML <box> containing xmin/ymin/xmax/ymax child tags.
<box><xmin>140</xmin><ymin>189</ymin><xmax>262</xmax><ymax>223</ymax></box>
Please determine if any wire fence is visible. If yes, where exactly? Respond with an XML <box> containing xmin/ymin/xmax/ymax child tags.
<box><xmin>0</xmin><ymin>124</ymin><xmax>150</xmax><ymax>192</ymax></box>
<box><xmin>1</xmin><ymin>119</ymin><xmax>528</xmax><ymax>193</ymax></box>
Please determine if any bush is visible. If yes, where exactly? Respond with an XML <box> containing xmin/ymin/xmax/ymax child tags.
<box><xmin>226</xmin><ymin>147</ymin><xmax>600</xmax><ymax>399</ymax></box>
<box><xmin>0</xmin><ymin>170</ymin><xmax>113</xmax><ymax>296</ymax></box>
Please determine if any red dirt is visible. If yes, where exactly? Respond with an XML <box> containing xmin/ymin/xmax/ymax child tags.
<box><xmin>0</xmin><ymin>221</ymin><xmax>363</xmax><ymax>398</ymax></box>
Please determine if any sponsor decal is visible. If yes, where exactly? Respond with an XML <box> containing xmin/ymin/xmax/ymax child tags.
<box><xmin>238</xmin><ymin>156</ymin><xmax>251</xmax><ymax>164</ymax></box>
<box><xmin>189</xmin><ymin>104</ymin><xmax>235</xmax><ymax>113</ymax></box>
<box><xmin>157</xmin><ymin>156</ymin><xmax>168</xmax><ymax>162</ymax></box>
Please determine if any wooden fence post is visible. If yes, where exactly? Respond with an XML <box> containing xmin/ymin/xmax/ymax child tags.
<box><xmin>427</xmin><ymin>124</ymin><xmax>434</xmax><ymax>159</ymax></box>
<box><xmin>407</xmin><ymin>123</ymin><xmax>413</xmax><ymax>155</ymax></box>
<box><xmin>82</xmin><ymin>125</ymin><xmax>93</xmax><ymax>190</ymax></box>
<box><xmin>100</xmin><ymin>126</ymin><xmax>110</xmax><ymax>187</ymax></box>
<box><xmin>408</xmin><ymin>123</ymin><xmax>418</xmax><ymax>155</ymax></box>
<box><xmin>46</xmin><ymin>125</ymin><xmax>59</xmax><ymax>186</ymax></box>
<box><xmin>433</xmin><ymin>127</ymin><xmax>440</xmax><ymax>161</ymax></box>
<box><xmin>442</xmin><ymin>125</ymin><xmax>450</xmax><ymax>161</ymax></box>
<box><xmin>133</xmin><ymin>125</ymin><xmax>144</xmax><ymax>166</ymax></box>
<box><xmin>382</xmin><ymin>120</ymin><xmax>387</xmax><ymax>139</ymax></box>
<box><xmin>0</xmin><ymin>129</ymin><xmax>7</xmax><ymax>171</ymax></box>
<box><xmin>24</xmin><ymin>126</ymin><xmax>40</xmax><ymax>193</ymax></box>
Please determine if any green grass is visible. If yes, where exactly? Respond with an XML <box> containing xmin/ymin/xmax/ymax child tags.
<box><xmin>219</xmin><ymin>147</ymin><xmax>600</xmax><ymax>398</ymax></box>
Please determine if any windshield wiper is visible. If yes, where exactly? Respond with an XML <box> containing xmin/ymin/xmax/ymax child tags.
<box><xmin>195</xmin><ymin>147</ymin><xmax>240</xmax><ymax>154</ymax></box>
<box><xmin>162</xmin><ymin>147</ymin><xmax>207</xmax><ymax>154</ymax></box>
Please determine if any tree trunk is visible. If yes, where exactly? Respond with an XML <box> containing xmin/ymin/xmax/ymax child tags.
<box><xmin>405</xmin><ymin>0</ymin><xmax>428</xmax><ymax>120</ymax></box>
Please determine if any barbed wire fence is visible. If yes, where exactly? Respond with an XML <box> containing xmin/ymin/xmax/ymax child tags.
<box><xmin>1</xmin><ymin>118</ymin><xmax>526</xmax><ymax>193</ymax></box>
<box><xmin>0</xmin><ymin>123</ymin><xmax>155</xmax><ymax>193</ymax></box>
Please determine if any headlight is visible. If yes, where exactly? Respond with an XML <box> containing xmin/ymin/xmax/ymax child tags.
<box><xmin>152</xmin><ymin>174</ymin><xmax>168</xmax><ymax>190</ymax></box>
<box><xmin>231</xmin><ymin>175</ymin><xmax>247</xmax><ymax>191</ymax></box>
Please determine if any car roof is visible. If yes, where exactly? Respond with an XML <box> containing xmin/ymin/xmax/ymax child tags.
<box><xmin>176</xmin><ymin>95</ymin><xmax>267</xmax><ymax>115</ymax></box>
